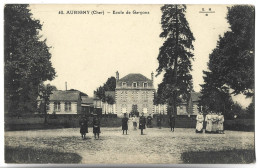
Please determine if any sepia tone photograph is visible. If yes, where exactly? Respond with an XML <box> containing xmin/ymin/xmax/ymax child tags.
<box><xmin>2</xmin><ymin>3</ymin><xmax>256</xmax><ymax>166</ymax></box>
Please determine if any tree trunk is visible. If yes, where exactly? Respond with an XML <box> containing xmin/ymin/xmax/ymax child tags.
<box><xmin>173</xmin><ymin>5</ymin><xmax>179</xmax><ymax>117</ymax></box>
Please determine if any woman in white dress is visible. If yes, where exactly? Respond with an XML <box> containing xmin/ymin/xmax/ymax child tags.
<box><xmin>205</xmin><ymin>112</ymin><xmax>212</xmax><ymax>133</ymax></box>
<box><xmin>217</xmin><ymin>112</ymin><xmax>224</xmax><ymax>134</ymax></box>
<box><xmin>196</xmin><ymin>112</ymin><xmax>204</xmax><ymax>133</ymax></box>
<box><xmin>211</xmin><ymin>112</ymin><xmax>219</xmax><ymax>133</ymax></box>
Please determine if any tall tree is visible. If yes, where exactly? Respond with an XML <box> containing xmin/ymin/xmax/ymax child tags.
<box><xmin>4</xmin><ymin>5</ymin><xmax>56</xmax><ymax>115</ymax></box>
<box><xmin>156</xmin><ymin>5</ymin><xmax>195</xmax><ymax>116</ymax></box>
<box><xmin>200</xmin><ymin>5</ymin><xmax>254</xmax><ymax>116</ymax></box>
<box><xmin>208</xmin><ymin>5</ymin><xmax>254</xmax><ymax>97</ymax></box>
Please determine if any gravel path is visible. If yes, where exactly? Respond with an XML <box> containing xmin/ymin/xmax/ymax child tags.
<box><xmin>5</xmin><ymin>126</ymin><xmax>254</xmax><ymax>164</ymax></box>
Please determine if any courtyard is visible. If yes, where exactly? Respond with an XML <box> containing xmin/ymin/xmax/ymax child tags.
<box><xmin>5</xmin><ymin>124</ymin><xmax>255</xmax><ymax>164</ymax></box>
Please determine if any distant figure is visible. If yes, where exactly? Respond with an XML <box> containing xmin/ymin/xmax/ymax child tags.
<box><xmin>217</xmin><ymin>112</ymin><xmax>225</xmax><ymax>134</ymax></box>
<box><xmin>169</xmin><ymin>114</ymin><xmax>175</xmax><ymax>132</ymax></box>
<box><xmin>147</xmin><ymin>114</ymin><xmax>153</xmax><ymax>128</ymax></box>
<box><xmin>79</xmin><ymin>116</ymin><xmax>88</xmax><ymax>140</ymax></box>
<box><xmin>157</xmin><ymin>114</ymin><xmax>162</xmax><ymax>129</ymax></box>
<box><xmin>122</xmin><ymin>113</ymin><xmax>129</xmax><ymax>135</ymax></box>
<box><xmin>205</xmin><ymin>112</ymin><xmax>212</xmax><ymax>133</ymax></box>
<box><xmin>196</xmin><ymin>112</ymin><xmax>204</xmax><ymax>133</ymax></box>
<box><xmin>139</xmin><ymin>112</ymin><xmax>146</xmax><ymax>135</ymax></box>
<box><xmin>132</xmin><ymin>115</ymin><xmax>137</xmax><ymax>130</ymax></box>
<box><xmin>93</xmin><ymin>114</ymin><xmax>101</xmax><ymax>139</ymax></box>
<box><xmin>211</xmin><ymin>112</ymin><xmax>218</xmax><ymax>133</ymax></box>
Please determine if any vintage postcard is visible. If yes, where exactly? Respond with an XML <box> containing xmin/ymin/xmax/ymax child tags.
<box><xmin>3</xmin><ymin>4</ymin><xmax>255</xmax><ymax>165</ymax></box>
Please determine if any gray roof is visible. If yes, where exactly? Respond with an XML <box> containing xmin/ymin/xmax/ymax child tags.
<box><xmin>81</xmin><ymin>96</ymin><xmax>94</xmax><ymax>104</ymax></box>
<box><xmin>119</xmin><ymin>73</ymin><xmax>151</xmax><ymax>82</ymax></box>
<box><xmin>48</xmin><ymin>90</ymin><xmax>80</xmax><ymax>102</ymax></box>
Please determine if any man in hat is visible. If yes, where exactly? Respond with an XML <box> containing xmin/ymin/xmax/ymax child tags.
<box><xmin>139</xmin><ymin>112</ymin><xmax>146</xmax><ymax>135</ymax></box>
<box><xmin>169</xmin><ymin>114</ymin><xmax>175</xmax><ymax>132</ymax></box>
<box><xmin>122</xmin><ymin>113</ymin><xmax>129</xmax><ymax>134</ymax></box>
<box><xmin>79</xmin><ymin>115</ymin><xmax>88</xmax><ymax>140</ymax></box>
<box><xmin>93</xmin><ymin>113</ymin><xmax>101</xmax><ymax>139</ymax></box>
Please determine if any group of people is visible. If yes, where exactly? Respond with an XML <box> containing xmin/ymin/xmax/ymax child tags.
<box><xmin>122</xmin><ymin>113</ymin><xmax>176</xmax><ymax>135</ymax></box>
<box><xmin>196</xmin><ymin>111</ymin><xmax>225</xmax><ymax>134</ymax></box>
<box><xmin>79</xmin><ymin>113</ymin><xmax>101</xmax><ymax>140</ymax></box>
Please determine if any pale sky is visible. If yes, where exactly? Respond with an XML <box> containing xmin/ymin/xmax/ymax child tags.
<box><xmin>29</xmin><ymin>4</ymin><xmax>252</xmax><ymax>107</ymax></box>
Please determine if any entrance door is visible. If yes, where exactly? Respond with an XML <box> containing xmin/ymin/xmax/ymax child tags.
<box><xmin>131</xmin><ymin>104</ymin><xmax>139</xmax><ymax>117</ymax></box>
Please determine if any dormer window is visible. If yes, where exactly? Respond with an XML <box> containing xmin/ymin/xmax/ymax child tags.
<box><xmin>132</xmin><ymin>82</ymin><xmax>137</xmax><ymax>88</ymax></box>
<box><xmin>143</xmin><ymin>82</ymin><xmax>148</xmax><ymax>88</ymax></box>
<box><xmin>122</xmin><ymin>82</ymin><xmax>127</xmax><ymax>87</ymax></box>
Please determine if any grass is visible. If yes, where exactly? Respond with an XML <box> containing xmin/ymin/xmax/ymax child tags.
<box><xmin>181</xmin><ymin>149</ymin><xmax>255</xmax><ymax>164</ymax></box>
<box><xmin>5</xmin><ymin>146</ymin><xmax>82</xmax><ymax>164</ymax></box>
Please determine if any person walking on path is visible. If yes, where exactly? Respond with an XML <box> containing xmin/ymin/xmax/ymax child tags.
<box><xmin>93</xmin><ymin>114</ymin><xmax>101</xmax><ymax>139</ymax></box>
<box><xmin>122</xmin><ymin>113</ymin><xmax>129</xmax><ymax>135</ymax></box>
<box><xmin>139</xmin><ymin>112</ymin><xmax>146</xmax><ymax>135</ymax></box>
<box><xmin>169</xmin><ymin>114</ymin><xmax>175</xmax><ymax>132</ymax></box>
<box><xmin>79</xmin><ymin>115</ymin><xmax>88</xmax><ymax>140</ymax></box>
<box><xmin>196</xmin><ymin>112</ymin><xmax>204</xmax><ymax>133</ymax></box>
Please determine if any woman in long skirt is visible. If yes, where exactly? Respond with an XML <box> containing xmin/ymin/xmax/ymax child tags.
<box><xmin>217</xmin><ymin>112</ymin><xmax>224</xmax><ymax>134</ymax></box>
<box><xmin>205</xmin><ymin>112</ymin><xmax>212</xmax><ymax>133</ymax></box>
<box><xmin>211</xmin><ymin>112</ymin><xmax>218</xmax><ymax>133</ymax></box>
<box><xmin>196</xmin><ymin>112</ymin><xmax>204</xmax><ymax>133</ymax></box>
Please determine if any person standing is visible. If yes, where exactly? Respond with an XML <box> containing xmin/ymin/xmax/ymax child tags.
<box><xmin>93</xmin><ymin>114</ymin><xmax>101</xmax><ymax>139</ymax></box>
<box><xmin>122</xmin><ymin>113</ymin><xmax>129</xmax><ymax>135</ymax></box>
<box><xmin>205</xmin><ymin>112</ymin><xmax>212</xmax><ymax>133</ymax></box>
<box><xmin>157</xmin><ymin>114</ymin><xmax>162</xmax><ymax>129</ymax></box>
<box><xmin>132</xmin><ymin>115</ymin><xmax>137</xmax><ymax>130</ymax></box>
<box><xmin>147</xmin><ymin>114</ymin><xmax>153</xmax><ymax>128</ymax></box>
<box><xmin>79</xmin><ymin>115</ymin><xmax>88</xmax><ymax>140</ymax></box>
<box><xmin>169</xmin><ymin>114</ymin><xmax>175</xmax><ymax>132</ymax></box>
<box><xmin>196</xmin><ymin>112</ymin><xmax>204</xmax><ymax>133</ymax></box>
<box><xmin>139</xmin><ymin>112</ymin><xmax>146</xmax><ymax>135</ymax></box>
<box><xmin>211</xmin><ymin>112</ymin><xmax>218</xmax><ymax>133</ymax></box>
<box><xmin>217</xmin><ymin>112</ymin><xmax>225</xmax><ymax>134</ymax></box>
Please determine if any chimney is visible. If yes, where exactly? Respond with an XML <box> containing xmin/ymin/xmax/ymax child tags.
<box><xmin>116</xmin><ymin>71</ymin><xmax>119</xmax><ymax>81</ymax></box>
<box><xmin>151</xmin><ymin>72</ymin><xmax>154</xmax><ymax>83</ymax></box>
<box><xmin>65</xmin><ymin>81</ymin><xmax>67</xmax><ymax>91</ymax></box>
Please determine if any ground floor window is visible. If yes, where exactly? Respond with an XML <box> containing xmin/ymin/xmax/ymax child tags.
<box><xmin>54</xmin><ymin>102</ymin><xmax>60</xmax><ymax>111</ymax></box>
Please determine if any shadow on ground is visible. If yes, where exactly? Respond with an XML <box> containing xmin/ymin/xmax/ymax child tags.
<box><xmin>5</xmin><ymin>146</ymin><xmax>82</xmax><ymax>163</ymax></box>
<box><xmin>181</xmin><ymin>149</ymin><xmax>255</xmax><ymax>164</ymax></box>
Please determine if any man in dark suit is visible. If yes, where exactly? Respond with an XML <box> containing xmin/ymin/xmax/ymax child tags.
<box><xmin>139</xmin><ymin>112</ymin><xmax>146</xmax><ymax>135</ymax></box>
<box><xmin>122</xmin><ymin>113</ymin><xmax>129</xmax><ymax>135</ymax></box>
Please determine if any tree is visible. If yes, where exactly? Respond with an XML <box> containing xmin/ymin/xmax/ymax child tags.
<box><xmin>4</xmin><ymin>5</ymin><xmax>56</xmax><ymax>115</ymax></box>
<box><xmin>156</xmin><ymin>5</ymin><xmax>195</xmax><ymax>116</ymax></box>
<box><xmin>208</xmin><ymin>5</ymin><xmax>254</xmax><ymax>97</ymax></box>
<box><xmin>38</xmin><ymin>83</ymin><xmax>54</xmax><ymax>123</ymax></box>
<box><xmin>200</xmin><ymin>5</ymin><xmax>254</xmax><ymax>116</ymax></box>
<box><xmin>95</xmin><ymin>76</ymin><xmax>116</xmax><ymax>102</ymax></box>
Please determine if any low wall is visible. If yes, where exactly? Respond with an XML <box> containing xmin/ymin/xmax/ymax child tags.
<box><xmin>4</xmin><ymin>115</ymin><xmax>254</xmax><ymax>131</ymax></box>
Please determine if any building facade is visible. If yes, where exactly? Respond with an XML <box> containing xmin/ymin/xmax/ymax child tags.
<box><xmin>115</xmin><ymin>72</ymin><xmax>155</xmax><ymax>117</ymax></box>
